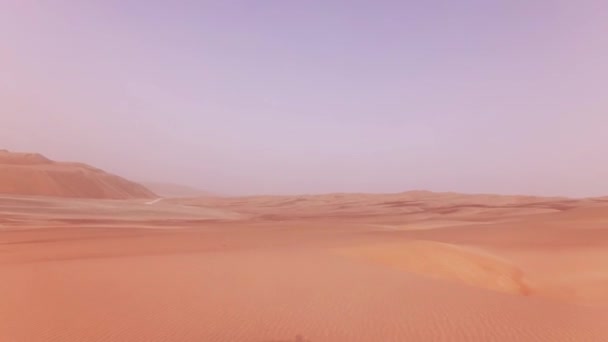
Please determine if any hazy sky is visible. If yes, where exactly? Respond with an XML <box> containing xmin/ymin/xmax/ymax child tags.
<box><xmin>2</xmin><ymin>1</ymin><xmax>607</xmax><ymax>196</ymax></box>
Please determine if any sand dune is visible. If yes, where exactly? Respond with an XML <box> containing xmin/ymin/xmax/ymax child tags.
<box><xmin>170</xmin><ymin>190</ymin><xmax>598</xmax><ymax>225</ymax></box>
<box><xmin>2</xmin><ymin>191</ymin><xmax>608</xmax><ymax>341</ymax></box>
<box><xmin>336</xmin><ymin>240</ymin><xmax>533</xmax><ymax>295</ymax></box>
<box><xmin>0</xmin><ymin>150</ymin><xmax>155</xmax><ymax>199</ymax></box>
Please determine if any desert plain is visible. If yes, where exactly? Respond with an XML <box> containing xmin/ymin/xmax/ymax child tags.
<box><xmin>2</xmin><ymin>188</ymin><xmax>608</xmax><ymax>341</ymax></box>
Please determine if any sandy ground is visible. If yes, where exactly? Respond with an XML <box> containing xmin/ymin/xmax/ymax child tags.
<box><xmin>2</xmin><ymin>192</ymin><xmax>608</xmax><ymax>341</ymax></box>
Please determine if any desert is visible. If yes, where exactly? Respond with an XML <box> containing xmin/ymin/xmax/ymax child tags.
<box><xmin>4</xmin><ymin>1</ymin><xmax>608</xmax><ymax>340</ymax></box>
<box><xmin>2</xmin><ymin>151</ymin><xmax>608</xmax><ymax>341</ymax></box>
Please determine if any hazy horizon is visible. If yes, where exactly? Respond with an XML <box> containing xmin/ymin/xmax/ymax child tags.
<box><xmin>2</xmin><ymin>1</ymin><xmax>607</xmax><ymax>197</ymax></box>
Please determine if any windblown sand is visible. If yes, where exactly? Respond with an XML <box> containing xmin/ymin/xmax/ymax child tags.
<box><xmin>2</xmin><ymin>192</ymin><xmax>608</xmax><ymax>341</ymax></box>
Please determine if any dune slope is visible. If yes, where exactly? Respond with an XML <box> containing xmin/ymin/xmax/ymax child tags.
<box><xmin>0</xmin><ymin>150</ymin><xmax>155</xmax><ymax>199</ymax></box>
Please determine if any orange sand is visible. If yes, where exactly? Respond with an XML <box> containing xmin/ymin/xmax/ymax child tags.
<box><xmin>2</xmin><ymin>191</ymin><xmax>608</xmax><ymax>341</ymax></box>
<box><xmin>0</xmin><ymin>150</ymin><xmax>155</xmax><ymax>199</ymax></box>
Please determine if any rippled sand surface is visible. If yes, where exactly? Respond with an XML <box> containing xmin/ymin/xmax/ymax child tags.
<box><xmin>2</xmin><ymin>192</ymin><xmax>608</xmax><ymax>341</ymax></box>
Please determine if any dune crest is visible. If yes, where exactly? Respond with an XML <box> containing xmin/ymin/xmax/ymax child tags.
<box><xmin>0</xmin><ymin>150</ymin><xmax>51</xmax><ymax>165</ymax></box>
<box><xmin>337</xmin><ymin>240</ymin><xmax>533</xmax><ymax>296</ymax></box>
<box><xmin>0</xmin><ymin>150</ymin><xmax>155</xmax><ymax>199</ymax></box>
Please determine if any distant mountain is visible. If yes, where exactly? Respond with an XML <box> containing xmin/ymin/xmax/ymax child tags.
<box><xmin>141</xmin><ymin>182</ymin><xmax>213</xmax><ymax>198</ymax></box>
<box><xmin>0</xmin><ymin>149</ymin><xmax>156</xmax><ymax>199</ymax></box>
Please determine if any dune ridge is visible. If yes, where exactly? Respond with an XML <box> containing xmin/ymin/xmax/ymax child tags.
<box><xmin>337</xmin><ymin>240</ymin><xmax>533</xmax><ymax>296</ymax></box>
<box><xmin>0</xmin><ymin>150</ymin><xmax>155</xmax><ymax>199</ymax></box>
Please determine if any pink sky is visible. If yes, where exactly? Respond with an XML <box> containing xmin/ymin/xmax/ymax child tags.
<box><xmin>1</xmin><ymin>1</ymin><xmax>608</xmax><ymax>196</ymax></box>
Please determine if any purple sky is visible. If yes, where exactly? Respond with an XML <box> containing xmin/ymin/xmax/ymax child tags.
<box><xmin>2</xmin><ymin>1</ymin><xmax>608</xmax><ymax>196</ymax></box>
